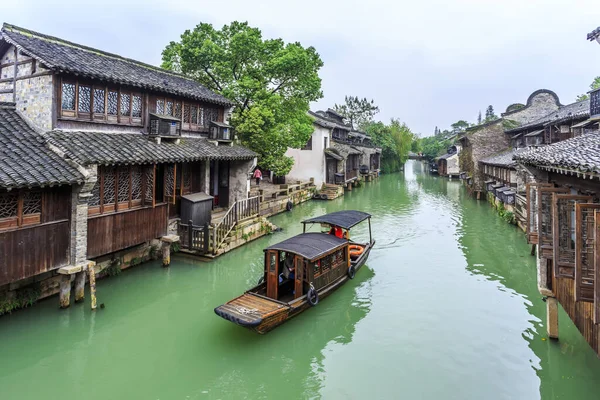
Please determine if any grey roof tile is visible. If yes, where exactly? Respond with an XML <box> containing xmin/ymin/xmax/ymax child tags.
<box><xmin>1</xmin><ymin>23</ymin><xmax>233</xmax><ymax>107</ymax></box>
<box><xmin>0</xmin><ymin>103</ymin><xmax>83</xmax><ymax>189</ymax></box>
<box><xmin>507</xmin><ymin>100</ymin><xmax>590</xmax><ymax>133</ymax></box>
<box><xmin>46</xmin><ymin>130</ymin><xmax>256</xmax><ymax>166</ymax></box>
<box><xmin>514</xmin><ymin>131</ymin><xmax>600</xmax><ymax>173</ymax></box>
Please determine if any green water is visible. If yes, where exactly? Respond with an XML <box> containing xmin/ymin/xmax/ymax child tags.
<box><xmin>2</xmin><ymin>161</ymin><xmax>600</xmax><ymax>399</ymax></box>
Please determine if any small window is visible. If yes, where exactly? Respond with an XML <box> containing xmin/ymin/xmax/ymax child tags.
<box><xmin>156</xmin><ymin>100</ymin><xmax>165</xmax><ymax>115</ymax></box>
<box><xmin>174</xmin><ymin>103</ymin><xmax>182</xmax><ymax>119</ymax></box>
<box><xmin>166</xmin><ymin>101</ymin><xmax>173</xmax><ymax>116</ymax></box>
<box><xmin>108</xmin><ymin>91</ymin><xmax>118</xmax><ymax>115</ymax></box>
<box><xmin>191</xmin><ymin>105</ymin><xmax>198</xmax><ymax>124</ymax></box>
<box><xmin>302</xmin><ymin>136</ymin><xmax>313</xmax><ymax>150</ymax></box>
<box><xmin>94</xmin><ymin>88</ymin><xmax>105</xmax><ymax>113</ymax></box>
<box><xmin>78</xmin><ymin>85</ymin><xmax>91</xmax><ymax>113</ymax></box>
<box><xmin>183</xmin><ymin>104</ymin><xmax>190</xmax><ymax>123</ymax></box>
<box><xmin>120</xmin><ymin>93</ymin><xmax>131</xmax><ymax>116</ymax></box>
<box><xmin>132</xmin><ymin>95</ymin><xmax>142</xmax><ymax>118</ymax></box>
<box><xmin>61</xmin><ymin>83</ymin><xmax>76</xmax><ymax>110</ymax></box>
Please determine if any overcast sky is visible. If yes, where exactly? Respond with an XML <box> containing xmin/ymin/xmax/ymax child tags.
<box><xmin>3</xmin><ymin>0</ymin><xmax>600</xmax><ymax>134</ymax></box>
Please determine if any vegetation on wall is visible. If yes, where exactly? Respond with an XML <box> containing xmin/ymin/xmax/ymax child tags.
<box><xmin>0</xmin><ymin>284</ymin><xmax>41</xmax><ymax>316</ymax></box>
<box><xmin>162</xmin><ymin>21</ymin><xmax>324</xmax><ymax>176</ymax></box>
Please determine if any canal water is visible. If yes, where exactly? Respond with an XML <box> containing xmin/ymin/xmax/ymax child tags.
<box><xmin>2</xmin><ymin>161</ymin><xmax>600</xmax><ymax>399</ymax></box>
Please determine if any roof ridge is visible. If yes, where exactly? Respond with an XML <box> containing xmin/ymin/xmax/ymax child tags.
<box><xmin>1</xmin><ymin>23</ymin><xmax>206</xmax><ymax>87</ymax></box>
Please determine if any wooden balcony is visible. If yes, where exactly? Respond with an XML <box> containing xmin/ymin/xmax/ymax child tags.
<box><xmin>591</xmin><ymin>89</ymin><xmax>600</xmax><ymax>119</ymax></box>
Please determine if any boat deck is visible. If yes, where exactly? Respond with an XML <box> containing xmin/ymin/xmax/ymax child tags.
<box><xmin>214</xmin><ymin>293</ymin><xmax>289</xmax><ymax>327</ymax></box>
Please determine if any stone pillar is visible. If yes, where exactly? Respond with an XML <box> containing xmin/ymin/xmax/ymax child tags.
<box><xmin>59</xmin><ymin>275</ymin><xmax>71</xmax><ymax>309</ymax></box>
<box><xmin>161</xmin><ymin>235</ymin><xmax>180</xmax><ymax>267</ymax></box>
<box><xmin>201</xmin><ymin>161</ymin><xmax>211</xmax><ymax>194</ymax></box>
<box><xmin>74</xmin><ymin>271</ymin><xmax>86</xmax><ymax>303</ymax></box>
<box><xmin>547</xmin><ymin>296</ymin><xmax>559</xmax><ymax>339</ymax></box>
<box><xmin>70</xmin><ymin>166</ymin><xmax>97</xmax><ymax>265</ymax></box>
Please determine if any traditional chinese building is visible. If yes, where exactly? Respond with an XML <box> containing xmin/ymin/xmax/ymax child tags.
<box><xmin>285</xmin><ymin>109</ymin><xmax>381</xmax><ymax>191</ymax></box>
<box><xmin>0</xmin><ymin>23</ymin><xmax>256</xmax><ymax>310</ymax></box>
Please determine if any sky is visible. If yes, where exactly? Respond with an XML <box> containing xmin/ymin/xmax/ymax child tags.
<box><xmin>2</xmin><ymin>0</ymin><xmax>600</xmax><ymax>135</ymax></box>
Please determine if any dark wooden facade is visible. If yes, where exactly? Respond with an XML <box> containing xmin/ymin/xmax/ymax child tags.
<box><xmin>87</xmin><ymin>204</ymin><xmax>168</xmax><ymax>259</ymax></box>
<box><xmin>0</xmin><ymin>186</ymin><xmax>71</xmax><ymax>286</ymax></box>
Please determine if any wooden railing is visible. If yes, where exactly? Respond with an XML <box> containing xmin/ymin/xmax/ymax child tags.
<box><xmin>179</xmin><ymin>220</ymin><xmax>209</xmax><ymax>253</ymax></box>
<box><xmin>212</xmin><ymin>196</ymin><xmax>260</xmax><ymax>254</ymax></box>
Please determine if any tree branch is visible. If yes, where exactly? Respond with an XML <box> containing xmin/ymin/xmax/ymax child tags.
<box><xmin>203</xmin><ymin>67</ymin><xmax>223</xmax><ymax>92</ymax></box>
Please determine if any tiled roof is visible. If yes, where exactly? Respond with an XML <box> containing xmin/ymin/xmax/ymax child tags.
<box><xmin>1</xmin><ymin>23</ymin><xmax>233</xmax><ymax>107</ymax></box>
<box><xmin>0</xmin><ymin>103</ymin><xmax>83</xmax><ymax>189</ymax></box>
<box><xmin>514</xmin><ymin>131</ymin><xmax>600</xmax><ymax>173</ymax></box>
<box><xmin>588</xmin><ymin>27</ymin><xmax>600</xmax><ymax>41</ymax></box>
<box><xmin>480</xmin><ymin>148</ymin><xmax>527</xmax><ymax>168</ymax></box>
<box><xmin>46</xmin><ymin>131</ymin><xmax>256</xmax><ymax>166</ymax></box>
<box><xmin>331</xmin><ymin>142</ymin><xmax>361</xmax><ymax>159</ymax></box>
<box><xmin>506</xmin><ymin>100</ymin><xmax>590</xmax><ymax>133</ymax></box>
<box><xmin>309</xmin><ymin>110</ymin><xmax>352</xmax><ymax>131</ymax></box>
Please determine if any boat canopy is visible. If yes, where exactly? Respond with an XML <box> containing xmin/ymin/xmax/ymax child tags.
<box><xmin>264</xmin><ymin>232</ymin><xmax>347</xmax><ymax>261</ymax></box>
<box><xmin>302</xmin><ymin>210</ymin><xmax>371</xmax><ymax>230</ymax></box>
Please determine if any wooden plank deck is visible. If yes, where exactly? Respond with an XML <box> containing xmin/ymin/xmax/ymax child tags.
<box><xmin>215</xmin><ymin>293</ymin><xmax>289</xmax><ymax>327</ymax></box>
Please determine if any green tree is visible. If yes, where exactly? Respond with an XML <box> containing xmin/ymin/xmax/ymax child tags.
<box><xmin>333</xmin><ymin>96</ymin><xmax>379</xmax><ymax>129</ymax></box>
<box><xmin>485</xmin><ymin>105</ymin><xmax>497</xmax><ymax>121</ymax></box>
<box><xmin>364</xmin><ymin>119</ymin><xmax>415</xmax><ymax>173</ymax></box>
<box><xmin>450</xmin><ymin>120</ymin><xmax>469</xmax><ymax>132</ymax></box>
<box><xmin>477</xmin><ymin>110</ymin><xmax>482</xmax><ymax>125</ymax></box>
<box><xmin>575</xmin><ymin>76</ymin><xmax>600</xmax><ymax>101</ymax></box>
<box><xmin>161</xmin><ymin>21</ymin><xmax>324</xmax><ymax>175</ymax></box>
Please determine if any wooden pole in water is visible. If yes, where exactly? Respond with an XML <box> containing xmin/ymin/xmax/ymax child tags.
<box><xmin>368</xmin><ymin>217</ymin><xmax>372</xmax><ymax>244</ymax></box>
<box><xmin>88</xmin><ymin>264</ymin><xmax>97</xmax><ymax>311</ymax></box>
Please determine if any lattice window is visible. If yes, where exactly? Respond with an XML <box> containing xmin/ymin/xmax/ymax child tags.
<box><xmin>166</xmin><ymin>101</ymin><xmax>173</xmax><ymax>116</ymax></box>
<box><xmin>0</xmin><ymin>192</ymin><xmax>18</xmax><ymax>219</ymax></box>
<box><xmin>131</xmin><ymin>166</ymin><xmax>142</xmax><ymax>200</ymax></box>
<box><xmin>61</xmin><ymin>83</ymin><xmax>75</xmax><ymax>110</ymax></box>
<box><xmin>108</xmin><ymin>91</ymin><xmax>118</xmax><ymax>115</ymax></box>
<box><xmin>78</xmin><ymin>85</ymin><xmax>91</xmax><ymax>113</ymax></box>
<box><xmin>117</xmin><ymin>166</ymin><xmax>130</xmax><ymax>203</ymax></box>
<box><xmin>89</xmin><ymin>180</ymin><xmax>101</xmax><ymax>207</ymax></box>
<box><xmin>145</xmin><ymin>166</ymin><xmax>154</xmax><ymax>203</ymax></box>
<box><xmin>22</xmin><ymin>191</ymin><xmax>41</xmax><ymax>215</ymax></box>
<box><xmin>191</xmin><ymin>105</ymin><xmax>198</xmax><ymax>124</ymax></box>
<box><xmin>132</xmin><ymin>95</ymin><xmax>142</xmax><ymax>118</ymax></box>
<box><xmin>203</xmin><ymin>107</ymin><xmax>219</xmax><ymax>127</ymax></box>
<box><xmin>157</xmin><ymin>100</ymin><xmax>165</xmax><ymax>115</ymax></box>
<box><xmin>165</xmin><ymin>165</ymin><xmax>175</xmax><ymax>197</ymax></box>
<box><xmin>182</xmin><ymin>165</ymin><xmax>192</xmax><ymax>194</ymax></box>
<box><xmin>199</xmin><ymin>107</ymin><xmax>204</xmax><ymax>126</ymax></box>
<box><xmin>120</xmin><ymin>93</ymin><xmax>131</xmax><ymax>117</ymax></box>
<box><xmin>94</xmin><ymin>88</ymin><xmax>105</xmax><ymax>113</ymax></box>
<box><xmin>576</xmin><ymin>204</ymin><xmax>600</xmax><ymax>302</ymax></box>
<box><xmin>175</xmin><ymin>103</ymin><xmax>182</xmax><ymax>119</ymax></box>
<box><xmin>103</xmin><ymin>167</ymin><xmax>116</xmax><ymax>205</ymax></box>
<box><xmin>184</xmin><ymin>105</ymin><xmax>190</xmax><ymax>122</ymax></box>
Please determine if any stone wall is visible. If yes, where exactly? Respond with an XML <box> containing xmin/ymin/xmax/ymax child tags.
<box><xmin>259</xmin><ymin>187</ymin><xmax>315</xmax><ymax>217</ymax></box>
<box><xmin>229</xmin><ymin>158</ymin><xmax>254</xmax><ymax>206</ymax></box>
<box><xmin>502</xmin><ymin>90</ymin><xmax>561</xmax><ymax>125</ymax></box>
<box><xmin>463</xmin><ymin>121</ymin><xmax>507</xmax><ymax>190</ymax></box>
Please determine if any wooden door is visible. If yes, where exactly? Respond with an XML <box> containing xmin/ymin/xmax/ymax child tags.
<box><xmin>525</xmin><ymin>183</ymin><xmax>553</xmax><ymax>244</ymax></box>
<box><xmin>537</xmin><ymin>187</ymin><xmax>569</xmax><ymax>258</ymax></box>
<box><xmin>575</xmin><ymin>203</ymin><xmax>600</xmax><ymax>302</ymax></box>
<box><xmin>326</xmin><ymin>159</ymin><xmax>337</xmax><ymax>184</ymax></box>
<box><xmin>294</xmin><ymin>256</ymin><xmax>304</xmax><ymax>299</ymax></box>
<box><xmin>552</xmin><ymin>194</ymin><xmax>592</xmax><ymax>278</ymax></box>
<box><xmin>266</xmin><ymin>250</ymin><xmax>278</xmax><ymax>300</ymax></box>
<box><xmin>218</xmin><ymin>161</ymin><xmax>230</xmax><ymax>207</ymax></box>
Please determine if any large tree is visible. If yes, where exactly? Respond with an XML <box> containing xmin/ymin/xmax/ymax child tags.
<box><xmin>364</xmin><ymin>119</ymin><xmax>415</xmax><ymax>173</ymax></box>
<box><xmin>333</xmin><ymin>96</ymin><xmax>379</xmax><ymax>129</ymax></box>
<box><xmin>161</xmin><ymin>21</ymin><xmax>324</xmax><ymax>175</ymax></box>
<box><xmin>576</xmin><ymin>76</ymin><xmax>600</xmax><ymax>101</ymax></box>
<box><xmin>485</xmin><ymin>105</ymin><xmax>497</xmax><ymax>122</ymax></box>
<box><xmin>450</xmin><ymin>120</ymin><xmax>469</xmax><ymax>132</ymax></box>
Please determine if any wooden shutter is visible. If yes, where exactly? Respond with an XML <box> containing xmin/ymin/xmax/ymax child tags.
<box><xmin>594</xmin><ymin>210</ymin><xmax>600</xmax><ymax>323</ymax></box>
<box><xmin>266</xmin><ymin>250</ymin><xmax>278</xmax><ymax>300</ymax></box>
<box><xmin>537</xmin><ymin>187</ymin><xmax>569</xmax><ymax>258</ymax></box>
<box><xmin>552</xmin><ymin>194</ymin><xmax>592</xmax><ymax>278</ymax></box>
<box><xmin>575</xmin><ymin>203</ymin><xmax>600</xmax><ymax>302</ymax></box>
<box><xmin>526</xmin><ymin>183</ymin><xmax>553</xmax><ymax>244</ymax></box>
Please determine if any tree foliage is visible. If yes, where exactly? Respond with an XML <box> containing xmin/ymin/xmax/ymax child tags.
<box><xmin>450</xmin><ymin>120</ymin><xmax>469</xmax><ymax>132</ymax></box>
<box><xmin>333</xmin><ymin>96</ymin><xmax>380</xmax><ymax>129</ymax></box>
<box><xmin>418</xmin><ymin>135</ymin><xmax>450</xmax><ymax>160</ymax></box>
<box><xmin>485</xmin><ymin>105</ymin><xmax>497</xmax><ymax>121</ymax></box>
<box><xmin>364</xmin><ymin>119</ymin><xmax>415</xmax><ymax>173</ymax></box>
<box><xmin>576</xmin><ymin>76</ymin><xmax>600</xmax><ymax>101</ymax></box>
<box><xmin>161</xmin><ymin>21</ymin><xmax>324</xmax><ymax>175</ymax></box>
<box><xmin>477</xmin><ymin>110</ymin><xmax>482</xmax><ymax>125</ymax></box>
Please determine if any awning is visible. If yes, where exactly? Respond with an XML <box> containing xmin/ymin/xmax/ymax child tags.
<box><xmin>302</xmin><ymin>210</ymin><xmax>371</xmax><ymax>230</ymax></box>
<box><xmin>571</xmin><ymin>119</ymin><xmax>593</xmax><ymax>128</ymax></box>
<box><xmin>511</xmin><ymin>133</ymin><xmax>523</xmax><ymax>139</ymax></box>
<box><xmin>324</xmin><ymin>148</ymin><xmax>343</xmax><ymax>161</ymax></box>
<box><xmin>265</xmin><ymin>233</ymin><xmax>347</xmax><ymax>261</ymax></box>
<box><xmin>524</xmin><ymin>129</ymin><xmax>544</xmax><ymax>137</ymax></box>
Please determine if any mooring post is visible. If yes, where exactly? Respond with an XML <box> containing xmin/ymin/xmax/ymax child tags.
<box><xmin>74</xmin><ymin>271</ymin><xmax>86</xmax><ymax>303</ymax></box>
<box><xmin>547</xmin><ymin>296</ymin><xmax>559</xmax><ymax>339</ymax></box>
<box><xmin>59</xmin><ymin>274</ymin><xmax>71</xmax><ymax>309</ymax></box>
<box><xmin>161</xmin><ymin>235</ymin><xmax>180</xmax><ymax>267</ymax></box>
<box><xmin>88</xmin><ymin>264</ymin><xmax>97</xmax><ymax>311</ymax></box>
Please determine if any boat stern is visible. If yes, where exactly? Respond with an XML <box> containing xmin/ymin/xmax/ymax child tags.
<box><xmin>214</xmin><ymin>304</ymin><xmax>263</xmax><ymax>328</ymax></box>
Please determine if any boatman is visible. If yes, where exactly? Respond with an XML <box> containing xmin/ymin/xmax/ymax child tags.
<box><xmin>329</xmin><ymin>225</ymin><xmax>343</xmax><ymax>238</ymax></box>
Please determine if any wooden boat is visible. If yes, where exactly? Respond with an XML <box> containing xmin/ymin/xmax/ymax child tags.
<box><xmin>214</xmin><ymin>210</ymin><xmax>375</xmax><ymax>334</ymax></box>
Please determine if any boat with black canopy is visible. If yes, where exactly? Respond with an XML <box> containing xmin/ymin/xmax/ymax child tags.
<box><xmin>214</xmin><ymin>210</ymin><xmax>375</xmax><ymax>334</ymax></box>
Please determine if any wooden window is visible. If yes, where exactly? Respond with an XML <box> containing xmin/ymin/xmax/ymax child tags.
<box><xmin>59</xmin><ymin>78</ymin><xmax>142</xmax><ymax>126</ymax></box>
<box><xmin>89</xmin><ymin>165</ymin><xmax>155</xmax><ymax>216</ymax></box>
<box><xmin>575</xmin><ymin>203</ymin><xmax>600</xmax><ymax>302</ymax></box>
<box><xmin>525</xmin><ymin>183</ymin><xmax>553</xmax><ymax>244</ymax></box>
<box><xmin>301</xmin><ymin>136</ymin><xmax>313</xmax><ymax>150</ymax></box>
<box><xmin>537</xmin><ymin>187</ymin><xmax>569</xmax><ymax>258</ymax></box>
<box><xmin>174</xmin><ymin>103</ymin><xmax>182</xmax><ymax>119</ymax></box>
<box><xmin>552</xmin><ymin>195</ymin><xmax>592</xmax><ymax>278</ymax></box>
<box><xmin>0</xmin><ymin>190</ymin><xmax>41</xmax><ymax>231</ymax></box>
<box><xmin>156</xmin><ymin>99</ymin><xmax>165</xmax><ymax>114</ymax></box>
<box><xmin>191</xmin><ymin>105</ymin><xmax>198</xmax><ymax>124</ymax></box>
<box><xmin>166</xmin><ymin>101</ymin><xmax>173</xmax><ymax>116</ymax></box>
